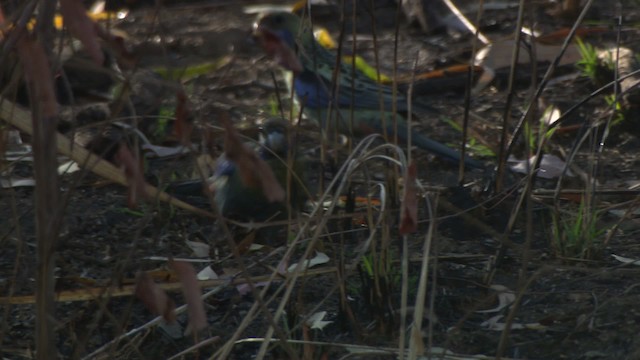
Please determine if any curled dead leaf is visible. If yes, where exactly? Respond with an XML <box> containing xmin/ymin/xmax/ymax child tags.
<box><xmin>170</xmin><ymin>260</ymin><xmax>207</xmax><ymax>336</ymax></box>
<box><xmin>114</xmin><ymin>143</ymin><xmax>147</xmax><ymax>207</ymax></box>
<box><xmin>175</xmin><ymin>90</ymin><xmax>193</xmax><ymax>145</ymax></box>
<box><xmin>16</xmin><ymin>37</ymin><xmax>58</xmax><ymax>118</ymax></box>
<box><xmin>135</xmin><ymin>271</ymin><xmax>176</xmax><ymax>323</ymax></box>
<box><xmin>60</xmin><ymin>0</ymin><xmax>104</xmax><ymax>65</ymax></box>
<box><xmin>219</xmin><ymin>113</ymin><xmax>284</xmax><ymax>203</ymax></box>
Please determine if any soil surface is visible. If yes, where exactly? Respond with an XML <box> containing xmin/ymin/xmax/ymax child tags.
<box><xmin>3</xmin><ymin>1</ymin><xmax>640</xmax><ymax>359</ymax></box>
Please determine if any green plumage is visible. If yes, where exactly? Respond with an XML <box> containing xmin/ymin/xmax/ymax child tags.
<box><xmin>254</xmin><ymin>12</ymin><xmax>484</xmax><ymax>169</ymax></box>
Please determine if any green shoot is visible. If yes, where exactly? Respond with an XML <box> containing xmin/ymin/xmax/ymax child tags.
<box><xmin>551</xmin><ymin>199</ymin><xmax>607</xmax><ymax>260</ymax></box>
<box><xmin>442</xmin><ymin>118</ymin><xmax>495</xmax><ymax>157</ymax></box>
<box><xmin>604</xmin><ymin>94</ymin><xmax>625</xmax><ymax>125</ymax></box>
<box><xmin>575</xmin><ymin>37</ymin><xmax>613</xmax><ymax>85</ymax></box>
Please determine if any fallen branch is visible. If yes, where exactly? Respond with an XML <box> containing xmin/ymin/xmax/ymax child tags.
<box><xmin>0</xmin><ymin>267</ymin><xmax>336</xmax><ymax>304</ymax></box>
<box><xmin>0</xmin><ymin>98</ymin><xmax>214</xmax><ymax>218</ymax></box>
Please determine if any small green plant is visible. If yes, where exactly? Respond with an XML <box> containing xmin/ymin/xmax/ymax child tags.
<box><xmin>358</xmin><ymin>246</ymin><xmax>402</xmax><ymax>332</ymax></box>
<box><xmin>153</xmin><ymin>58</ymin><xmax>232</xmax><ymax>81</ymax></box>
<box><xmin>361</xmin><ymin>251</ymin><xmax>395</xmax><ymax>283</ymax></box>
<box><xmin>524</xmin><ymin>120</ymin><xmax>536</xmax><ymax>151</ymax></box>
<box><xmin>575</xmin><ymin>37</ymin><xmax>614</xmax><ymax>85</ymax></box>
<box><xmin>514</xmin><ymin>106</ymin><xmax>558</xmax><ymax>155</ymax></box>
<box><xmin>268</xmin><ymin>94</ymin><xmax>281</xmax><ymax>116</ymax></box>
<box><xmin>575</xmin><ymin>37</ymin><xmax>599</xmax><ymax>80</ymax></box>
<box><xmin>604</xmin><ymin>93</ymin><xmax>625</xmax><ymax>124</ymax></box>
<box><xmin>551</xmin><ymin>200</ymin><xmax>607</xmax><ymax>260</ymax></box>
<box><xmin>116</xmin><ymin>207</ymin><xmax>145</xmax><ymax>217</ymax></box>
<box><xmin>153</xmin><ymin>106</ymin><xmax>174</xmax><ymax>139</ymax></box>
<box><xmin>442</xmin><ymin>118</ymin><xmax>495</xmax><ymax>157</ymax></box>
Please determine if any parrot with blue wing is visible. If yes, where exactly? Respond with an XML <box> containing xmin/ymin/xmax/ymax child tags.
<box><xmin>253</xmin><ymin>11</ymin><xmax>484</xmax><ymax>169</ymax></box>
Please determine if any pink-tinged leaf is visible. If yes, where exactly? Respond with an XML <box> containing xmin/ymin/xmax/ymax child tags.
<box><xmin>113</xmin><ymin>143</ymin><xmax>147</xmax><ymax>207</ymax></box>
<box><xmin>399</xmin><ymin>162</ymin><xmax>419</xmax><ymax>235</ymax></box>
<box><xmin>135</xmin><ymin>271</ymin><xmax>176</xmax><ymax>323</ymax></box>
<box><xmin>175</xmin><ymin>90</ymin><xmax>193</xmax><ymax>145</ymax></box>
<box><xmin>16</xmin><ymin>37</ymin><xmax>58</xmax><ymax>118</ymax></box>
<box><xmin>0</xmin><ymin>8</ymin><xmax>5</xmax><ymax>35</ymax></box>
<box><xmin>220</xmin><ymin>114</ymin><xmax>285</xmax><ymax>203</ymax></box>
<box><xmin>170</xmin><ymin>260</ymin><xmax>207</xmax><ymax>336</ymax></box>
<box><xmin>220</xmin><ymin>114</ymin><xmax>259</xmax><ymax>188</ymax></box>
<box><xmin>60</xmin><ymin>0</ymin><xmax>104</xmax><ymax>65</ymax></box>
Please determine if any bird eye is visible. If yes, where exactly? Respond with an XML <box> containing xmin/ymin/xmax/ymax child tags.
<box><xmin>273</xmin><ymin>14</ymin><xmax>284</xmax><ymax>24</ymax></box>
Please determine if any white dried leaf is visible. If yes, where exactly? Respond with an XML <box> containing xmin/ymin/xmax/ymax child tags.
<box><xmin>0</xmin><ymin>177</ymin><xmax>36</xmax><ymax>188</ymax></box>
<box><xmin>508</xmin><ymin>154</ymin><xmax>573</xmax><ymax>179</ymax></box>
<box><xmin>612</xmin><ymin>254</ymin><xmax>640</xmax><ymax>265</ymax></box>
<box><xmin>306</xmin><ymin>311</ymin><xmax>332</xmax><ymax>330</ymax></box>
<box><xmin>197</xmin><ymin>266</ymin><xmax>218</xmax><ymax>281</ymax></box>
<box><xmin>477</xmin><ymin>285</ymin><xmax>515</xmax><ymax>313</ymax></box>
<box><xmin>185</xmin><ymin>240</ymin><xmax>210</xmax><ymax>258</ymax></box>
<box><xmin>288</xmin><ymin>252</ymin><xmax>330</xmax><ymax>272</ymax></box>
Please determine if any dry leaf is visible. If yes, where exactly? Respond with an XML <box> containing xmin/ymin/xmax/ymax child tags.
<box><xmin>537</xmin><ymin>27</ymin><xmax>609</xmax><ymax>45</ymax></box>
<box><xmin>481</xmin><ymin>315</ymin><xmax>524</xmax><ymax>331</ymax></box>
<box><xmin>3</xmin><ymin>129</ymin><xmax>32</xmax><ymax>161</ymax></box>
<box><xmin>287</xmin><ymin>252</ymin><xmax>329</xmax><ymax>272</ymax></box>
<box><xmin>220</xmin><ymin>115</ymin><xmax>259</xmax><ymax>188</ymax></box>
<box><xmin>476</xmin><ymin>39</ymin><xmax>582</xmax><ymax>71</ymax></box>
<box><xmin>16</xmin><ymin>37</ymin><xmax>58</xmax><ymax>118</ymax></box>
<box><xmin>113</xmin><ymin>143</ymin><xmax>147</xmax><ymax>206</ymax></box>
<box><xmin>236</xmin><ymin>231</ymin><xmax>256</xmax><ymax>255</ymax></box>
<box><xmin>0</xmin><ymin>7</ymin><xmax>6</xmax><ymax>39</ymax></box>
<box><xmin>185</xmin><ymin>240</ymin><xmax>210</xmax><ymax>258</ymax></box>
<box><xmin>508</xmin><ymin>154</ymin><xmax>573</xmax><ymax>179</ymax></box>
<box><xmin>303</xmin><ymin>322</ymin><xmax>314</xmax><ymax>359</ymax></box>
<box><xmin>612</xmin><ymin>254</ymin><xmax>640</xmax><ymax>266</ymax></box>
<box><xmin>135</xmin><ymin>271</ymin><xmax>176</xmax><ymax>323</ymax></box>
<box><xmin>476</xmin><ymin>285</ymin><xmax>516</xmax><ymax>313</ymax></box>
<box><xmin>306</xmin><ymin>311</ymin><xmax>333</xmax><ymax>330</ymax></box>
<box><xmin>481</xmin><ymin>315</ymin><xmax>543</xmax><ymax>331</ymax></box>
<box><xmin>540</xmin><ymin>105</ymin><xmax>562</xmax><ymax>126</ymax></box>
<box><xmin>399</xmin><ymin>162</ymin><xmax>418</xmax><ymax>235</ymax></box>
<box><xmin>220</xmin><ymin>114</ymin><xmax>285</xmax><ymax>203</ymax></box>
<box><xmin>60</xmin><ymin>0</ymin><xmax>104</xmax><ymax>65</ymax></box>
<box><xmin>175</xmin><ymin>90</ymin><xmax>193</xmax><ymax>145</ymax></box>
<box><xmin>196</xmin><ymin>266</ymin><xmax>219</xmax><ymax>281</ymax></box>
<box><xmin>0</xmin><ymin>177</ymin><xmax>36</xmax><ymax>188</ymax></box>
<box><xmin>170</xmin><ymin>260</ymin><xmax>207</xmax><ymax>336</ymax></box>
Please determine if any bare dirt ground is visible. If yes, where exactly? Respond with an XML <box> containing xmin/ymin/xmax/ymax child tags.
<box><xmin>3</xmin><ymin>0</ymin><xmax>640</xmax><ymax>359</ymax></box>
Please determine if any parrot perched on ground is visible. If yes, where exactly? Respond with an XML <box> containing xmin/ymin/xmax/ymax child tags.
<box><xmin>253</xmin><ymin>11</ymin><xmax>484</xmax><ymax>169</ymax></box>
<box><xmin>209</xmin><ymin>117</ymin><xmax>308</xmax><ymax>222</ymax></box>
